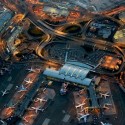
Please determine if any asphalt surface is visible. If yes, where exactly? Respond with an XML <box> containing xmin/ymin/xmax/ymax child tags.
<box><xmin>0</xmin><ymin>62</ymin><xmax>43</xmax><ymax>112</ymax></box>
<box><xmin>33</xmin><ymin>81</ymin><xmax>77</xmax><ymax>125</ymax></box>
<box><xmin>109</xmin><ymin>81</ymin><xmax>125</xmax><ymax>125</ymax></box>
<box><xmin>1</xmin><ymin>1</ymin><xmax>125</xmax><ymax>125</ymax></box>
<box><xmin>1</xmin><ymin>65</ymin><xmax>125</xmax><ymax>125</ymax></box>
<box><xmin>0</xmin><ymin>64</ymin><xmax>28</xmax><ymax>111</ymax></box>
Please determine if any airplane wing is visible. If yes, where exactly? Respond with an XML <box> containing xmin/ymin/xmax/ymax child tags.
<box><xmin>84</xmin><ymin>117</ymin><xmax>87</xmax><ymax>122</ymax></box>
<box><xmin>18</xmin><ymin>85</ymin><xmax>27</xmax><ymax>92</ymax></box>
<box><xmin>100</xmin><ymin>122</ymin><xmax>105</xmax><ymax>125</ymax></box>
<box><xmin>1</xmin><ymin>92</ymin><xmax>5</xmax><ymax>96</ymax></box>
<box><xmin>1</xmin><ymin>90</ymin><xmax>8</xmax><ymax>96</ymax></box>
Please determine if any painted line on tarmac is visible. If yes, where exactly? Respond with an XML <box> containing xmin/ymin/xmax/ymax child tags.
<box><xmin>42</xmin><ymin>118</ymin><xmax>50</xmax><ymax>125</ymax></box>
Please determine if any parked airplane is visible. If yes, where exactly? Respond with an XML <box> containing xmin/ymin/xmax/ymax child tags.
<box><xmin>0</xmin><ymin>119</ymin><xmax>5</xmax><ymax>124</ymax></box>
<box><xmin>27</xmin><ymin>67</ymin><xmax>37</xmax><ymax>72</ymax></box>
<box><xmin>27</xmin><ymin>67</ymin><xmax>41</xmax><ymax>72</ymax></box>
<box><xmin>24</xmin><ymin>78</ymin><xmax>33</xmax><ymax>84</ymax></box>
<box><xmin>1</xmin><ymin>89</ymin><xmax>9</xmax><ymax>96</ymax></box>
<box><xmin>77</xmin><ymin>113</ymin><xmax>89</xmax><ymax>122</ymax></box>
<box><xmin>2</xmin><ymin>67</ymin><xmax>10</xmax><ymax>71</ymax></box>
<box><xmin>105</xmin><ymin>103</ymin><xmax>112</xmax><ymax>106</ymax></box>
<box><xmin>103</xmin><ymin>103</ymin><xmax>112</xmax><ymax>110</ymax></box>
<box><xmin>34</xmin><ymin>97</ymin><xmax>47</xmax><ymax>103</ymax></box>
<box><xmin>23</xmin><ymin>117</ymin><xmax>28</xmax><ymax>123</ymax></box>
<box><xmin>23</xmin><ymin>115</ymin><xmax>36</xmax><ymax>123</ymax></box>
<box><xmin>0</xmin><ymin>70</ymin><xmax>4</xmax><ymax>75</ymax></box>
<box><xmin>101</xmin><ymin>121</ymin><xmax>112</xmax><ymax>125</ymax></box>
<box><xmin>42</xmin><ymin>88</ymin><xmax>47</xmax><ymax>93</ymax></box>
<box><xmin>29</xmin><ymin>107</ymin><xmax>43</xmax><ymax>113</ymax></box>
<box><xmin>17</xmin><ymin>85</ymin><xmax>27</xmax><ymax>93</ymax></box>
<box><xmin>75</xmin><ymin>99</ymin><xmax>87</xmax><ymax>109</ymax></box>
<box><xmin>100</xmin><ymin>92</ymin><xmax>110</xmax><ymax>99</ymax></box>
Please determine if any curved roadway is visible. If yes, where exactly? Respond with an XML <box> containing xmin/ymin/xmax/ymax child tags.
<box><xmin>3</xmin><ymin>0</ymin><xmax>125</xmax><ymax>75</ymax></box>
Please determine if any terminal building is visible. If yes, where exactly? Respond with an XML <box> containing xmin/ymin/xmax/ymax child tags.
<box><xmin>43</xmin><ymin>62</ymin><xmax>94</xmax><ymax>87</ymax></box>
<box><xmin>43</xmin><ymin>61</ymin><xmax>100</xmax><ymax>109</ymax></box>
<box><xmin>43</xmin><ymin>61</ymin><xmax>117</xmax><ymax>115</ymax></box>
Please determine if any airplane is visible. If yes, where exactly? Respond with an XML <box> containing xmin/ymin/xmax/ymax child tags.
<box><xmin>34</xmin><ymin>97</ymin><xmax>47</xmax><ymax>103</ymax></box>
<box><xmin>29</xmin><ymin>107</ymin><xmax>44</xmax><ymax>113</ymax></box>
<box><xmin>75</xmin><ymin>99</ymin><xmax>87</xmax><ymax>109</ymax></box>
<box><xmin>100</xmin><ymin>92</ymin><xmax>110</xmax><ymax>99</ymax></box>
<box><xmin>27</xmin><ymin>67</ymin><xmax>41</xmax><ymax>73</ymax></box>
<box><xmin>1</xmin><ymin>89</ymin><xmax>9</xmax><ymax>96</ymax></box>
<box><xmin>17</xmin><ymin>85</ymin><xmax>27</xmax><ymax>93</ymax></box>
<box><xmin>23</xmin><ymin>117</ymin><xmax>28</xmax><ymax>123</ymax></box>
<box><xmin>103</xmin><ymin>103</ymin><xmax>112</xmax><ymax>110</ymax></box>
<box><xmin>2</xmin><ymin>67</ymin><xmax>9</xmax><ymax>71</ymax></box>
<box><xmin>101</xmin><ymin>121</ymin><xmax>112</xmax><ymax>125</ymax></box>
<box><xmin>23</xmin><ymin>115</ymin><xmax>36</xmax><ymax>123</ymax></box>
<box><xmin>77</xmin><ymin>113</ymin><xmax>89</xmax><ymax>122</ymax></box>
<box><xmin>24</xmin><ymin>78</ymin><xmax>33</xmax><ymax>84</ymax></box>
<box><xmin>27</xmin><ymin>67</ymin><xmax>37</xmax><ymax>72</ymax></box>
<box><xmin>0</xmin><ymin>70</ymin><xmax>3</xmax><ymax>75</ymax></box>
<box><xmin>42</xmin><ymin>88</ymin><xmax>47</xmax><ymax>93</ymax></box>
<box><xmin>105</xmin><ymin>103</ymin><xmax>112</xmax><ymax>106</ymax></box>
<box><xmin>103</xmin><ymin>105</ymin><xmax>109</xmax><ymax>110</ymax></box>
<box><xmin>0</xmin><ymin>119</ymin><xmax>5</xmax><ymax>124</ymax></box>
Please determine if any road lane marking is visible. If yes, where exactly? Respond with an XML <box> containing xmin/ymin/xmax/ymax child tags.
<box><xmin>6</xmin><ymin>84</ymin><xmax>13</xmax><ymax>90</ymax></box>
<box><xmin>7</xmin><ymin>76</ymin><xmax>12</xmax><ymax>81</ymax></box>
<box><xmin>42</xmin><ymin>118</ymin><xmax>50</xmax><ymax>125</ymax></box>
<box><xmin>62</xmin><ymin>114</ymin><xmax>70</xmax><ymax>122</ymax></box>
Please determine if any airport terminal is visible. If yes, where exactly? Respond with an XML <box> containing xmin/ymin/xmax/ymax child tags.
<box><xmin>0</xmin><ymin>0</ymin><xmax>125</xmax><ymax>125</ymax></box>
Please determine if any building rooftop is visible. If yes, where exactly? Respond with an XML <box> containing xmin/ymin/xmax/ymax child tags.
<box><xmin>114</xmin><ymin>27</ymin><xmax>125</xmax><ymax>44</ymax></box>
<box><xmin>43</xmin><ymin>63</ymin><xmax>92</xmax><ymax>86</ymax></box>
<box><xmin>0</xmin><ymin>11</ymin><xmax>13</xmax><ymax>31</ymax></box>
<box><xmin>43</xmin><ymin>6</ymin><xmax>69</xmax><ymax>17</ymax></box>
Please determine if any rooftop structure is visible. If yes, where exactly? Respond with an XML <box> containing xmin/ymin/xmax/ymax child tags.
<box><xmin>0</xmin><ymin>1</ymin><xmax>125</xmax><ymax>125</ymax></box>
<box><xmin>85</xmin><ymin>17</ymin><xmax>120</xmax><ymax>41</ymax></box>
<box><xmin>0</xmin><ymin>11</ymin><xmax>13</xmax><ymax>32</ymax></box>
<box><xmin>114</xmin><ymin>27</ymin><xmax>125</xmax><ymax>46</ymax></box>
<box><xmin>43</xmin><ymin>63</ymin><xmax>92</xmax><ymax>86</ymax></box>
<box><xmin>100</xmin><ymin>56</ymin><xmax>122</xmax><ymax>71</ymax></box>
<box><xmin>43</xmin><ymin>6</ymin><xmax>69</xmax><ymax>17</ymax></box>
<box><xmin>6</xmin><ymin>26</ymin><xmax>23</xmax><ymax>54</ymax></box>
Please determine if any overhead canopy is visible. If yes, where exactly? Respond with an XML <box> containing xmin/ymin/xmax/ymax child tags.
<box><xmin>43</xmin><ymin>64</ymin><xmax>92</xmax><ymax>86</ymax></box>
<box><xmin>59</xmin><ymin>64</ymin><xmax>90</xmax><ymax>80</ymax></box>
